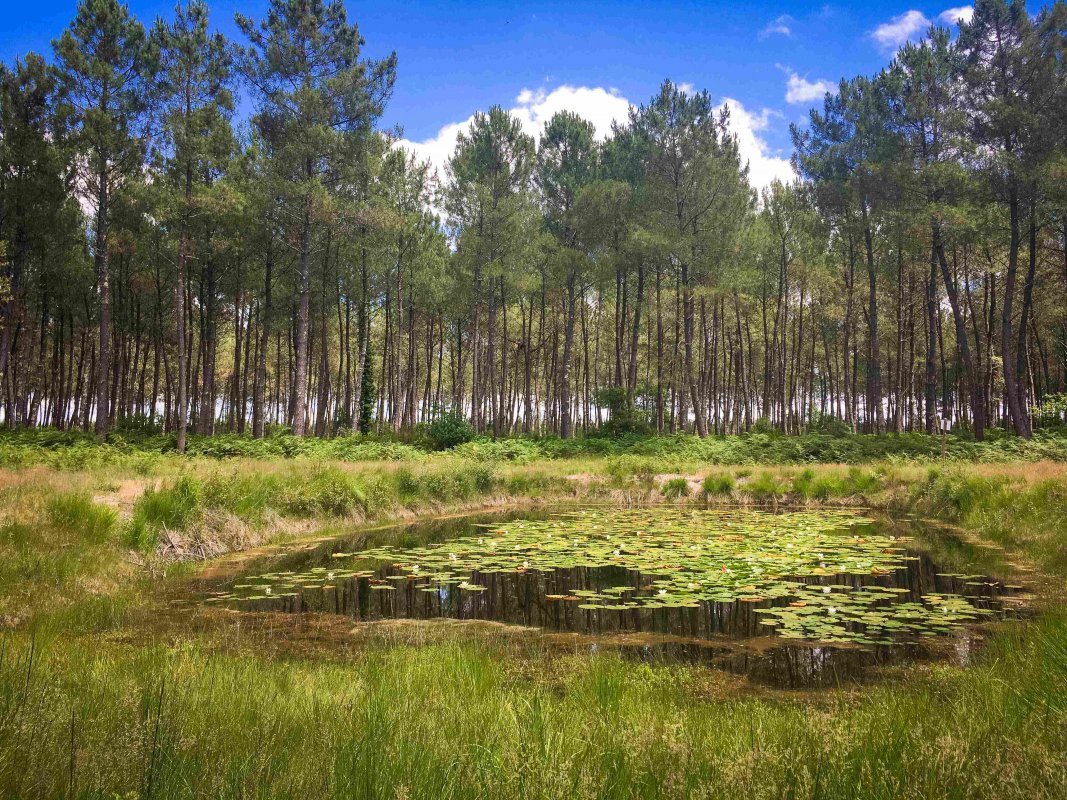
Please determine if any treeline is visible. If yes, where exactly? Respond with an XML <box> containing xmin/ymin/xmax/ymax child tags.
<box><xmin>0</xmin><ymin>0</ymin><xmax>1065</xmax><ymax>445</ymax></box>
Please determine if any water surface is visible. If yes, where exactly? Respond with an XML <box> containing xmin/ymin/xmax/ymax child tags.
<box><xmin>203</xmin><ymin>506</ymin><xmax>1022</xmax><ymax>687</ymax></box>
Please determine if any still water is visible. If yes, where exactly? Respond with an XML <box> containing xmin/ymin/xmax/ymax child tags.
<box><xmin>203</xmin><ymin>506</ymin><xmax>1023</xmax><ymax>688</ymax></box>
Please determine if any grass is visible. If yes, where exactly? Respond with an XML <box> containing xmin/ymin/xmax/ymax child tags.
<box><xmin>1</xmin><ymin>611</ymin><xmax>1064</xmax><ymax>798</ymax></box>
<box><xmin>661</xmin><ymin>477</ymin><xmax>690</xmax><ymax>498</ymax></box>
<box><xmin>0</xmin><ymin>441</ymin><xmax>1064</xmax><ymax>798</ymax></box>
<box><xmin>46</xmin><ymin>492</ymin><xmax>117</xmax><ymax>544</ymax></box>
<box><xmin>701</xmin><ymin>472</ymin><xmax>735</xmax><ymax>497</ymax></box>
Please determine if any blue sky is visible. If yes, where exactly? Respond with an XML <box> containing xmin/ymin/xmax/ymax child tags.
<box><xmin>0</xmin><ymin>1</ymin><xmax>974</xmax><ymax>187</ymax></box>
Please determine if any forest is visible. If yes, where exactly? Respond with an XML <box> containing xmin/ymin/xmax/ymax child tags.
<box><xmin>1</xmin><ymin>0</ymin><xmax>1064</xmax><ymax>447</ymax></box>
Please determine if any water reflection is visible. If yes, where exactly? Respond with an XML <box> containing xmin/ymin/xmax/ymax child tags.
<box><xmin>206</xmin><ymin>507</ymin><xmax>1023</xmax><ymax>687</ymax></box>
<box><xmin>233</xmin><ymin>553</ymin><xmax>1011</xmax><ymax>635</ymax></box>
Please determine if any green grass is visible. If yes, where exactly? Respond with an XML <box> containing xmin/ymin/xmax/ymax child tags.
<box><xmin>747</xmin><ymin>471</ymin><xmax>789</xmax><ymax>502</ymax></box>
<box><xmin>45</xmin><ymin>492</ymin><xmax>117</xmax><ymax>545</ymax></box>
<box><xmin>661</xmin><ymin>477</ymin><xmax>690</xmax><ymax>498</ymax></box>
<box><xmin>0</xmin><ymin>611</ymin><xmax>1063</xmax><ymax>799</ymax></box>
<box><xmin>701</xmin><ymin>472</ymin><xmax>735</xmax><ymax>497</ymax></box>
<box><xmin>0</xmin><ymin>448</ymin><xmax>1065</xmax><ymax>798</ymax></box>
<box><xmin>112</xmin><ymin>464</ymin><xmax>514</xmax><ymax>553</ymax></box>
<box><xmin>124</xmin><ymin>475</ymin><xmax>204</xmax><ymax>550</ymax></box>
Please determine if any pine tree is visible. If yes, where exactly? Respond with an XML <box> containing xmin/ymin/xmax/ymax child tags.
<box><xmin>53</xmin><ymin>0</ymin><xmax>153</xmax><ymax>437</ymax></box>
<box><xmin>236</xmin><ymin>0</ymin><xmax>396</xmax><ymax>436</ymax></box>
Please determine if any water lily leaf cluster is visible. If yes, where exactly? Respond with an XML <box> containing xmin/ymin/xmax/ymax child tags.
<box><xmin>210</xmin><ymin>509</ymin><xmax>1002</xmax><ymax>645</ymax></box>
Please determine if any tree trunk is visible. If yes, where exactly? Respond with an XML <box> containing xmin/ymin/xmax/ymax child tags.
<box><xmin>291</xmin><ymin>187</ymin><xmax>313</xmax><ymax>436</ymax></box>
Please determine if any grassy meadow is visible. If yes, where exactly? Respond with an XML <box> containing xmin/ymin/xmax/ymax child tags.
<box><xmin>0</xmin><ymin>429</ymin><xmax>1065</xmax><ymax>799</ymax></box>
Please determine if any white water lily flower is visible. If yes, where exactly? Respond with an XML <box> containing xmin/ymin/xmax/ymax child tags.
<box><xmin>658</xmin><ymin>589</ymin><xmax>667</xmax><ymax>595</ymax></box>
<box><xmin>264</xmin><ymin>587</ymin><xmax>272</xmax><ymax>595</ymax></box>
<box><xmin>823</xmin><ymin>587</ymin><xmax>831</xmax><ymax>594</ymax></box>
<box><xmin>827</xmin><ymin>607</ymin><xmax>837</xmax><ymax>614</ymax></box>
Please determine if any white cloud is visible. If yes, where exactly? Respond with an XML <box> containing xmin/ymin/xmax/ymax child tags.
<box><xmin>870</xmin><ymin>10</ymin><xmax>930</xmax><ymax>53</ymax></box>
<box><xmin>760</xmin><ymin>14</ymin><xmax>795</xmax><ymax>39</ymax></box>
<box><xmin>397</xmin><ymin>84</ymin><xmax>790</xmax><ymax>206</ymax></box>
<box><xmin>782</xmin><ymin>70</ymin><xmax>835</xmax><ymax>104</ymax></box>
<box><xmin>719</xmin><ymin>98</ymin><xmax>795</xmax><ymax>190</ymax></box>
<box><xmin>510</xmin><ymin>85</ymin><xmax>632</xmax><ymax>140</ymax></box>
<box><xmin>396</xmin><ymin>84</ymin><xmax>631</xmax><ymax>184</ymax></box>
<box><xmin>938</xmin><ymin>5</ymin><xmax>973</xmax><ymax>25</ymax></box>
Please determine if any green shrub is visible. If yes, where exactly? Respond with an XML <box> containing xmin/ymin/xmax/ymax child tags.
<box><xmin>807</xmin><ymin>412</ymin><xmax>852</xmax><ymax>436</ymax></box>
<box><xmin>701</xmin><ymin>473</ymin><xmax>735</xmax><ymax>496</ymax></box>
<box><xmin>451</xmin><ymin>438</ymin><xmax>539</xmax><ymax>464</ymax></box>
<box><xmin>594</xmin><ymin>387</ymin><xmax>652</xmax><ymax>437</ymax></box>
<box><xmin>749</xmin><ymin>417</ymin><xmax>780</xmax><ymax>436</ymax></box>
<box><xmin>133</xmin><ymin>476</ymin><xmax>203</xmax><ymax>530</ymax></box>
<box><xmin>604</xmin><ymin>456</ymin><xmax>657</xmax><ymax>486</ymax></box>
<box><xmin>200</xmin><ymin>472</ymin><xmax>280</xmax><ymax>523</ymax></box>
<box><xmin>468</xmin><ymin>466</ymin><xmax>496</xmax><ymax>494</ymax></box>
<box><xmin>121</xmin><ymin>517</ymin><xmax>157</xmax><ymax>552</ymax></box>
<box><xmin>661</xmin><ymin>477</ymin><xmax>690</xmax><ymax>499</ymax></box>
<box><xmin>360</xmin><ymin>475</ymin><xmax>394</xmax><ymax>515</ymax></box>
<box><xmin>504</xmin><ymin>471</ymin><xmax>556</xmax><ymax>497</ymax></box>
<box><xmin>426</xmin><ymin>410</ymin><xmax>475</xmax><ymax>450</ymax></box>
<box><xmin>0</xmin><ymin>521</ymin><xmax>34</xmax><ymax>547</ymax></box>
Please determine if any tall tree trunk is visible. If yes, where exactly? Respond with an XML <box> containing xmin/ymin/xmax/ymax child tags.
<box><xmin>253</xmin><ymin>230</ymin><xmax>273</xmax><ymax>438</ymax></box>
<box><xmin>933</xmin><ymin>221</ymin><xmax>984</xmax><ymax>439</ymax></box>
<box><xmin>861</xmin><ymin>202</ymin><xmax>883</xmax><ymax>432</ymax></box>
<box><xmin>559</xmin><ymin>274</ymin><xmax>577</xmax><ymax>439</ymax></box>
<box><xmin>1001</xmin><ymin>185</ymin><xmax>1029</xmax><ymax>437</ymax></box>
<box><xmin>93</xmin><ymin>166</ymin><xmax>111</xmax><ymax>438</ymax></box>
<box><xmin>925</xmin><ymin>243</ymin><xmax>938</xmax><ymax>434</ymax></box>
<box><xmin>291</xmin><ymin>185</ymin><xmax>314</xmax><ymax>437</ymax></box>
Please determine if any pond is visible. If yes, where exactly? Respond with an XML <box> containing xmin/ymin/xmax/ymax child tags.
<box><xmin>202</xmin><ymin>506</ymin><xmax>1026</xmax><ymax>688</ymax></box>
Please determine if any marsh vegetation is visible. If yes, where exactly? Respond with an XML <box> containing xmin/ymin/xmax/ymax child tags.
<box><xmin>0</xmin><ymin>437</ymin><xmax>1064</xmax><ymax>798</ymax></box>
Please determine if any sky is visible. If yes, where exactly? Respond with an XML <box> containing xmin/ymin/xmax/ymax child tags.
<box><xmin>0</xmin><ymin>1</ymin><xmax>976</xmax><ymax>190</ymax></box>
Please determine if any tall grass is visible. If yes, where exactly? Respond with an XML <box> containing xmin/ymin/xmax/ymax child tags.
<box><xmin>0</xmin><ymin>459</ymin><xmax>1066</xmax><ymax>797</ymax></box>
<box><xmin>0</xmin><ymin>611</ymin><xmax>1063</xmax><ymax>799</ymax></box>
<box><xmin>45</xmin><ymin>492</ymin><xmax>117</xmax><ymax>544</ymax></box>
